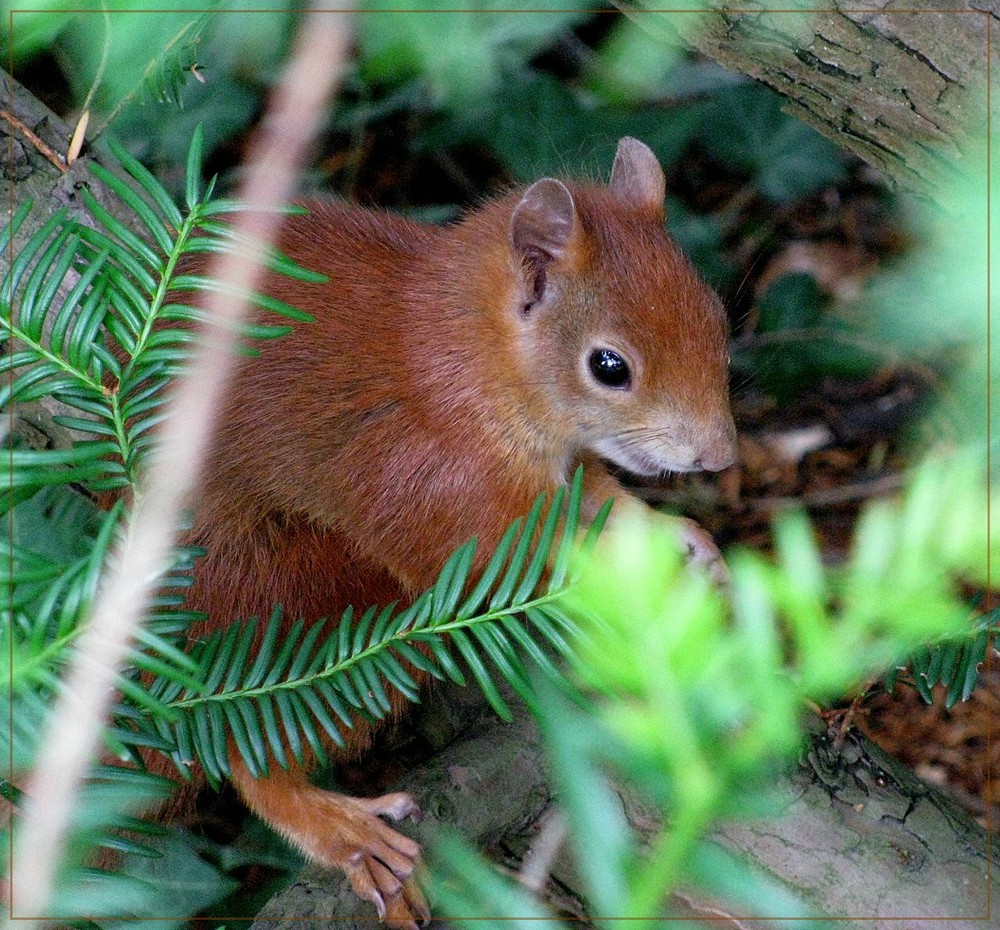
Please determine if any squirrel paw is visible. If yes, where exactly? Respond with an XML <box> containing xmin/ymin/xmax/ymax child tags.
<box><xmin>314</xmin><ymin>790</ymin><xmax>428</xmax><ymax>928</ymax></box>
<box><xmin>674</xmin><ymin>517</ymin><xmax>729</xmax><ymax>586</ymax></box>
<box><xmin>345</xmin><ymin>852</ymin><xmax>430</xmax><ymax>930</ymax></box>
<box><xmin>227</xmin><ymin>756</ymin><xmax>429</xmax><ymax>927</ymax></box>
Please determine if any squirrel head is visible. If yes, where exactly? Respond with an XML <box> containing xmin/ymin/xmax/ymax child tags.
<box><xmin>505</xmin><ymin>137</ymin><xmax>736</xmax><ymax>477</ymax></box>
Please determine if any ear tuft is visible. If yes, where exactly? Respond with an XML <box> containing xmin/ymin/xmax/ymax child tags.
<box><xmin>509</xmin><ymin>178</ymin><xmax>576</xmax><ymax>261</ymax></box>
<box><xmin>609</xmin><ymin>137</ymin><xmax>665</xmax><ymax>214</ymax></box>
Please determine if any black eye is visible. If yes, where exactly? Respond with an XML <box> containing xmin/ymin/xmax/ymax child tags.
<box><xmin>588</xmin><ymin>348</ymin><xmax>631</xmax><ymax>389</ymax></box>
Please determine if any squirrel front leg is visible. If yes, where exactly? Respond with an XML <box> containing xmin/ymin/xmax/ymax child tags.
<box><xmin>228</xmin><ymin>746</ymin><xmax>429</xmax><ymax>929</ymax></box>
<box><xmin>580</xmin><ymin>458</ymin><xmax>729</xmax><ymax>584</ymax></box>
<box><xmin>182</xmin><ymin>518</ymin><xmax>431</xmax><ymax>929</ymax></box>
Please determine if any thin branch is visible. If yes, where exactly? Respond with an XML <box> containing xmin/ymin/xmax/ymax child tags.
<box><xmin>0</xmin><ymin>108</ymin><xmax>66</xmax><ymax>173</ymax></box>
<box><xmin>8</xmin><ymin>4</ymin><xmax>353</xmax><ymax>924</ymax></box>
<box><xmin>517</xmin><ymin>808</ymin><xmax>568</xmax><ymax>894</ymax></box>
<box><xmin>749</xmin><ymin>471</ymin><xmax>906</xmax><ymax>513</ymax></box>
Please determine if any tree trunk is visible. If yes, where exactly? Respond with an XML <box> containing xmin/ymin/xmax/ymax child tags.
<box><xmin>623</xmin><ymin>1</ymin><xmax>995</xmax><ymax>193</ymax></box>
<box><xmin>0</xmin><ymin>69</ymin><xmax>150</xmax><ymax>285</ymax></box>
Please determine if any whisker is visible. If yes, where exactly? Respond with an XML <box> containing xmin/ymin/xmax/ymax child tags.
<box><xmin>726</xmin><ymin>248</ymin><xmax>770</xmax><ymax>313</ymax></box>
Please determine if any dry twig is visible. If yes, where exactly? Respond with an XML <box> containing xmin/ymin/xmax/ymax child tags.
<box><xmin>0</xmin><ymin>107</ymin><xmax>66</xmax><ymax>172</ymax></box>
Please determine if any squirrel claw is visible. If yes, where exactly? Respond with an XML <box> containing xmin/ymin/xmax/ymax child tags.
<box><xmin>358</xmin><ymin>790</ymin><xmax>422</xmax><ymax>824</ymax></box>
<box><xmin>345</xmin><ymin>849</ymin><xmax>428</xmax><ymax>929</ymax></box>
<box><xmin>392</xmin><ymin>876</ymin><xmax>430</xmax><ymax>928</ymax></box>
<box><xmin>327</xmin><ymin>793</ymin><xmax>426</xmax><ymax>928</ymax></box>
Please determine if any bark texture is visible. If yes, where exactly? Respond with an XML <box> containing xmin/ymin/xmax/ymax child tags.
<box><xmin>638</xmin><ymin>1</ymin><xmax>994</xmax><ymax>193</ymax></box>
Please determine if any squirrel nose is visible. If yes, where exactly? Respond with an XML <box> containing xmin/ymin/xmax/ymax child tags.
<box><xmin>695</xmin><ymin>448</ymin><xmax>735</xmax><ymax>472</ymax></box>
<box><xmin>694</xmin><ymin>422</ymin><xmax>738</xmax><ymax>472</ymax></box>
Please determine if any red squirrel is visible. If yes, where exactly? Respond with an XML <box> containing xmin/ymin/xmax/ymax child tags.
<box><xmin>173</xmin><ymin>137</ymin><xmax>736</xmax><ymax>928</ymax></box>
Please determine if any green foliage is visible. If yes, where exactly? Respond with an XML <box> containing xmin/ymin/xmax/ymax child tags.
<box><xmin>431</xmin><ymin>831</ymin><xmax>564</xmax><ymax>930</ymax></box>
<box><xmin>109</xmin><ymin>9</ymin><xmax>297</xmax><ymax>195</ymax></box>
<box><xmin>1</xmin><ymin>707</ymin><xmax>179</xmax><ymax>922</ymax></box>
<box><xmin>432</xmin><ymin>450</ymin><xmax>991</xmax><ymax>925</ymax></box>
<box><xmin>574</xmin><ymin>456</ymin><xmax>983</xmax><ymax>900</ymax></box>
<box><xmin>889</xmin><ymin>606</ymin><xmax>998</xmax><ymax>709</ymax></box>
<box><xmin>137</xmin><ymin>470</ymin><xmax>608</xmax><ymax>788</ymax></box>
<box><xmin>859</xmin><ymin>133</ymin><xmax>990</xmax><ymax>445</ymax></box>
<box><xmin>425</xmin><ymin>65</ymin><xmax>705</xmax><ymax>187</ymax></box>
<box><xmin>1</xmin><ymin>0</ymin><xmax>72</xmax><ymax>61</ymax></box>
<box><xmin>91</xmin><ymin>818</ymin><xmax>304</xmax><ymax>930</ymax></box>
<box><xmin>5</xmin><ymin>485</ymin><xmax>105</xmax><ymax>610</ymax></box>
<box><xmin>4</xmin><ymin>2</ymin><xmax>215</xmax><ymax>107</ymax></box>
<box><xmin>4</xmin><ymin>3</ymin><xmax>296</xmax><ymax>201</ymax></box>
<box><xmin>100</xmin><ymin>829</ymin><xmax>241</xmax><ymax>930</ymax></box>
<box><xmin>699</xmin><ymin>84</ymin><xmax>846</xmax><ymax>202</ymax></box>
<box><xmin>3</xmin><ymin>485</ymin><xmax>205</xmax><ymax>764</ymax></box>
<box><xmin>356</xmin><ymin>0</ymin><xmax>590</xmax><ymax>109</ymax></box>
<box><xmin>1</xmin><ymin>125</ymin><xmax>318</xmax><ymax>504</ymax></box>
<box><xmin>38</xmin><ymin>769</ymin><xmax>177</xmax><ymax>918</ymax></box>
<box><xmin>332</xmin><ymin>6</ymin><xmax>844</xmax><ymax>223</ymax></box>
<box><xmin>74</xmin><ymin>6</ymin><xmax>210</xmax><ymax>109</ymax></box>
<box><xmin>585</xmin><ymin>14</ymin><xmax>686</xmax><ymax>105</ymax></box>
<box><xmin>2</xmin><ymin>127</ymin><xmax>312</xmax><ymax>916</ymax></box>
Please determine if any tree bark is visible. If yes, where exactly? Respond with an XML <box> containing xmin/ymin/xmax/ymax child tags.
<box><xmin>624</xmin><ymin>1</ymin><xmax>995</xmax><ymax>193</ymax></box>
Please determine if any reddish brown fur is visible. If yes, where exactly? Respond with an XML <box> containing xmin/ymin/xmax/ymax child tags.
<box><xmin>151</xmin><ymin>151</ymin><xmax>735</xmax><ymax>926</ymax></box>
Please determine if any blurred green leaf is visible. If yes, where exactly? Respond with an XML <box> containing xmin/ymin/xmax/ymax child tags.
<box><xmin>537</xmin><ymin>682</ymin><xmax>632</xmax><ymax>921</ymax></box>
<box><xmin>4</xmin><ymin>486</ymin><xmax>103</xmax><ymax>615</ymax></box>
<box><xmin>664</xmin><ymin>195</ymin><xmax>733</xmax><ymax>288</ymax></box>
<box><xmin>587</xmin><ymin>15</ymin><xmax>684</xmax><ymax>105</ymax></box>
<box><xmin>7</xmin><ymin>763</ymin><xmax>177</xmax><ymax>921</ymax></box>
<box><xmin>62</xmin><ymin>3</ymin><xmax>213</xmax><ymax>111</ymax></box>
<box><xmin>429</xmin><ymin>830</ymin><xmax>565</xmax><ymax>930</ymax></box>
<box><xmin>757</xmin><ymin>272</ymin><xmax>824</xmax><ymax>332</ymax></box>
<box><xmin>101</xmin><ymin>829</ymin><xmax>239</xmax><ymax>929</ymax></box>
<box><xmin>701</xmin><ymin>84</ymin><xmax>846</xmax><ymax>201</ymax></box>
<box><xmin>111</xmin><ymin>10</ymin><xmax>295</xmax><ymax>195</ymax></box>
<box><xmin>441</xmin><ymin>66</ymin><xmax>704</xmax><ymax>183</ymax></box>
<box><xmin>858</xmin><ymin>131</ymin><xmax>990</xmax><ymax>445</ymax></box>
<box><xmin>356</xmin><ymin>0</ymin><xmax>589</xmax><ymax>109</ymax></box>
<box><xmin>2</xmin><ymin>1</ymin><xmax>81</xmax><ymax>61</ymax></box>
<box><xmin>735</xmin><ymin>272</ymin><xmax>878</xmax><ymax>400</ymax></box>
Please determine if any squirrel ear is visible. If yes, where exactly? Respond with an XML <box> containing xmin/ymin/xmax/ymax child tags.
<box><xmin>609</xmin><ymin>137</ymin><xmax>665</xmax><ymax>215</ymax></box>
<box><xmin>509</xmin><ymin>178</ymin><xmax>576</xmax><ymax>262</ymax></box>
